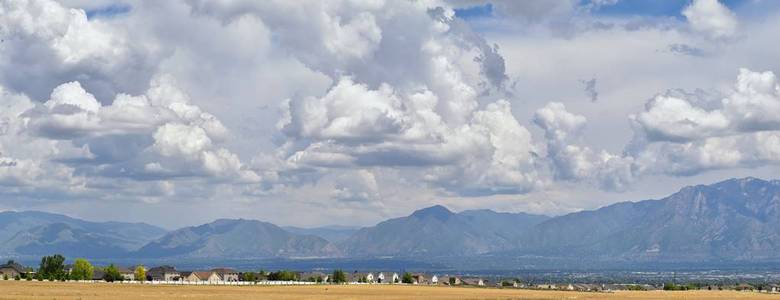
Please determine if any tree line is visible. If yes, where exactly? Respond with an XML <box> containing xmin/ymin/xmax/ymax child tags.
<box><xmin>6</xmin><ymin>254</ymin><xmax>144</xmax><ymax>282</ymax></box>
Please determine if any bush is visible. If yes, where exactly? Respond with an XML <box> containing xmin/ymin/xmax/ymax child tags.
<box><xmin>14</xmin><ymin>275</ymin><xmax>20</xmax><ymax>281</ymax></box>
<box><xmin>3</xmin><ymin>274</ymin><xmax>7</xmax><ymax>280</ymax></box>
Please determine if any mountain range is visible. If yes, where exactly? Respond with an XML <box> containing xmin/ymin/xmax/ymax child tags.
<box><xmin>3</xmin><ymin>177</ymin><xmax>780</xmax><ymax>263</ymax></box>
<box><xmin>0</xmin><ymin>211</ymin><xmax>166</xmax><ymax>258</ymax></box>
<box><xmin>134</xmin><ymin>219</ymin><xmax>341</xmax><ymax>259</ymax></box>
<box><xmin>340</xmin><ymin>205</ymin><xmax>548</xmax><ymax>256</ymax></box>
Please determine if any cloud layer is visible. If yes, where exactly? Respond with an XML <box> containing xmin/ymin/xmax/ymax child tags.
<box><xmin>0</xmin><ymin>0</ymin><xmax>778</xmax><ymax>226</ymax></box>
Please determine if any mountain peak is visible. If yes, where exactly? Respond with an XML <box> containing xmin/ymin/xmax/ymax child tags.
<box><xmin>410</xmin><ymin>205</ymin><xmax>453</xmax><ymax>220</ymax></box>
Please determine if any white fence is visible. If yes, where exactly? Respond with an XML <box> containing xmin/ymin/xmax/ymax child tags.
<box><xmin>70</xmin><ymin>280</ymin><xmax>321</xmax><ymax>286</ymax></box>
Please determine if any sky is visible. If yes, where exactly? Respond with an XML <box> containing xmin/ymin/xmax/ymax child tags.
<box><xmin>1</xmin><ymin>0</ymin><xmax>780</xmax><ymax>229</ymax></box>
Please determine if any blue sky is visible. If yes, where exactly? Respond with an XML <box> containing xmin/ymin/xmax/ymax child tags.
<box><xmin>455</xmin><ymin>0</ymin><xmax>750</xmax><ymax>19</ymax></box>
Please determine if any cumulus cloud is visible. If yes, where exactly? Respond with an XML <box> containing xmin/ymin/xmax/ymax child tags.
<box><xmin>330</xmin><ymin>170</ymin><xmax>380</xmax><ymax>204</ymax></box>
<box><xmin>628</xmin><ymin>68</ymin><xmax>780</xmax><ymax>176</ymax></box>
<box><xmin>682</xmin><ymin>0</ymin><xmax>738</xmax><ymax>39</ymax></box>
<box><xmin>0</xmin><ymin>0</ymin><xmax>160</xmax><ymax>101</ymax></box>
<box><xmin>0</xmin><ymin>72</ymin><xmax>260</xmax><ymax>203</ymax></box>
<box><xmin>533</xmin><ymin>102</ymin><xmax>636</xmax><ymax>190</ymax></box>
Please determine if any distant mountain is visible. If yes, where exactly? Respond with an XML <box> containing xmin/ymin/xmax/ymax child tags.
<box><xmin>134</xmin><ymin>219</ymin><xmax>342</xmax><ymax>259</ymax></box>
<box><xmin>0</xmin><ymin>211</ymin><xmax>166</xmax><ymax>258</ymax></box>
<box><xmin>283</xmin><ymin>225</ymin><xmax>359</xmax><ymax>243</ymax></box>
<box><xmin>517</xmin><ymin>177</ymin><xmax>780</xmax><ymax>261</ymax></box>
<box><xmin>340</xmin><ymin>205</ymin><xmax>549</xmax><ymax>257</ymax></box>
<box><xmin>4</xmin><ymin>223</ymin><xmax>131</xmax><ymax>258</ymax></box>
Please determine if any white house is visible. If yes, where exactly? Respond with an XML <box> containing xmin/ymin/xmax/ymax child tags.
<box><xmin>377</xmin><ymin>272</ymin><xmax>399</xmax><ymax>284</ymax></box>
<box><xmin>430</xmin><ymin>275</ymin><xmax>438</xmax><ymax>284</ymax></box>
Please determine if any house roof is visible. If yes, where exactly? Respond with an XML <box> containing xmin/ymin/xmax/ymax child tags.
<box><xmin>92</xmin><ymin>269</ymin><xmax>106</xmax><ymax>280</ymax></box>
<box><xmin>211</xmin><ymin>268</ymin><xmax>237</xmax><ymax>275</ymax></box>
<box><xmin>148</xmin><ymin>265</ymin><xmax>177</xmax><ymax>274</ymax></box>
<box><xmin>0</xmin><ymin>261</ymin><xmax>26</xmax><ymax>273</ymax></box>
<box><xmin>191</xmin><ymin>271</ymin><xmax>219</xmax><ymax>280</ymax></box>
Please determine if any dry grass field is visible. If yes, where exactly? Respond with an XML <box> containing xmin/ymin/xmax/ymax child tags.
<box><xmin>0</xmin><ymin>281</ymin><xmax>777</xmax><ymax>300</ymax></box>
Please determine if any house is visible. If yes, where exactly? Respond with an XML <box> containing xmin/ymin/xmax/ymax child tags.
<box><xmin>299</xmin><ymin>272</ymin><xmax>328</xmax><ymax>282</ymax></box>
<box><xmin>411</xmin><ymin>273</ymin><xmax>428</xmax><ymax>284</ymax></box>
<box><xmin>571</xmin><ymin>283</ymin><xmax>601</xmax><ymax>291</ymax></box>
<box><xmin>147</xmin><ymin>265</ymin><xmax>180</xmax><ymax>281</ymax></box>
<box><xmin>349</xmin><ymin>272</ymin><xmax>371</xmax><ymax>283</ymax></box>
<box><xmin>439</xmin><ymin>276</ymin><xmax>461</xmax><ymax>285</ymax></box>
<box><xmin>211</xmin><ymin>268</ymin><xmax>239</xmax><ymax>282</ymax></box>
<box><xmin>603</xmin><ymin>284</ymin><xmax>627</xmax><ymax>291</ymax></box>
<box><xmin>499</xmin><ymin>280</ymin><xmax>519</xmax><ymax>288</ymax></box>
<box><xmin>92</xmin><ymin>269</ymin><xmax>106</xmax><ymax>281</ymax></box>
<box><xmin>768</xmin><ymin>284</ymin><xmax>780</xmax><ymax>293</ymax></box>
<box><xmin>536</xmin><ymin>284</ymin><xmax>557</xmax><ymax>289</ymax></box>
<box><xmin>462</xmin><ymin>278</ymin><xmax>484</xmax><ymax>286</ymax></box>
<box><xmin>376</xmin><ymin>272</ymin><xmax>398</xmax><ymax>284</ymax></box>
<box><xmin>117</xmin><ymin>267</ymin><xmax>135</xmax><ymax>281</ymax></box>
<box><xmin>186</xmin><ymin>271</ymin><xmax>221</xmax><ymax>282</ymax></box>
<box><xmin>430</xmin><ymin>275</ymin><xmax>438</xmax><ymax>284</ymax></box>
<box><xmin>0</xmin><ymin>260</ymin><xmax>26</xmax><ymax>278</ymax></box>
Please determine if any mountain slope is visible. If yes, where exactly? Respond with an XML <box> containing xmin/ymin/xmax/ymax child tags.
<box><xmin>4</xmin><ymin>223</ymin><xmax>131</xmax><ymax>258</ymax></box>
<box><xmin>282</xmin><ymin>225</ymin><xmax>359</xmax><ymax>243</ymax></box>
<box><xmin>518</xmin><ymin>177</ymin><xmax>780</xmax><ymax>261</ymax></box>
<box><xmin>340</xmin><ymin>205</ymin><xmax>549</xmax><ymax>257</ymax></box>
<box><xmin>134</xmin><ymin>219</ymin><xmax>341</xmax><ymax>259</ymax></box>
<box><xmin>0</xmin><ymin>211</ymin><xmax>166</xmax><ymax>257</ymax></box>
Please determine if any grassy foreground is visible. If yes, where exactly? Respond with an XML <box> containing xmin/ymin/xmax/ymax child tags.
<box><xmin>0</xmin><ymin>281</ymin><xmax>777</xmax><ymax>300</ymax></box>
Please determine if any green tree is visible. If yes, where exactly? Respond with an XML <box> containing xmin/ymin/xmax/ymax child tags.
<box><xmin>331</xmin><ymin>269</ymin><xmax>346</xmax><ymax>283</ymax></box>
<box><xmin>134</xmin><ymin>265</ymin><xmax>146</xmax><ymax>282</ymax></box>
<box><xmin>103</xmin><ymin>264</ymin><xmax>122</xmax><ymax>282</ymax></box>
<box><xmin>267</xmin><ymin>270</ymin><xmax>297</xmax><ymax>281</ymax></box>
<box><xmin>449</xmin><ymin>277</ymin><xmax>456</xmax><ymax>285</ymax></box>
<box><xmin>38</xmin><ymin>254</ymin><xmax>66</xmax><ymax>279</ymax></box>
<box><xmin>2</xmin><ymin>274</ymin><xmax>7</xmax><ymax>280</ymax></box>
<box><xmin>71</xmin><ymin>258</ymin><xmax>94</xmax><ymax>280</ymax></box>
<box><xmin>402</xmin><ymin>272</ymin><xmax>413</xmax><ymax>284</ymax></box>
<box><xmin>241</xmin><ymin>272</ymin><xmax>256</xmax><ymax>282</ymax></box>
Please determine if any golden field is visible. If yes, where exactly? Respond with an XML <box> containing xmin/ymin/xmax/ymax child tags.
<box><xmin>0</xmin><ymin>281</ymin><xmax>777</xmax><ymax>300</ymax></box>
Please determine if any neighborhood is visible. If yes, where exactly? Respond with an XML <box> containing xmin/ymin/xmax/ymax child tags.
<box><xmin>3</xmin><ymin>257</ymin><xmax>780</xmax><ymax>293</ymax></box>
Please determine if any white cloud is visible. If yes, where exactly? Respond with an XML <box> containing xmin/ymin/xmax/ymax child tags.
<box><xmin>683</xmin><ymin>0</ymin><xmax>738</xmax><ymax>39</ymax></box>
<box><xmin>330</xmin><ymin>169</ymin><xmax>380</xmax><ymax>204</ymax></box>
<box><xmin>630</xmin><ymin>94</ymin><xmax>730</xmax><ymax>143</ymax></box>
<box><xmin>533</xmin><ymin>102</ymin><xmax>636</xmax><ymax>190</ymax></box>
<box><xmin>627</xmin><ymin>69</ymin><xmax>780</xmax><ymax>176</ymax></box>
<box><xmin>0</xmin><ymin>0</ymin><xmax>160</xmax><ymax>101</ymax></box>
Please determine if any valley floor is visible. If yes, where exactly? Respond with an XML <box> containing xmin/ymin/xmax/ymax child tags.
<box><xmin>0</xmin><ymin>281</ymin><xmax>777</xmax><ymax>300</ymax></box>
